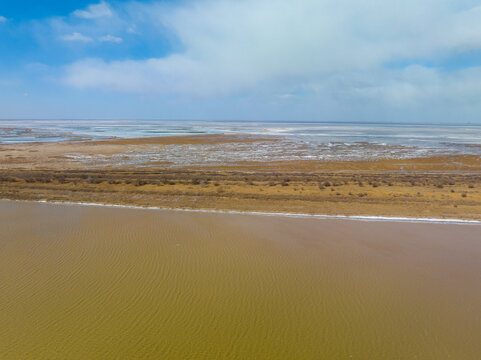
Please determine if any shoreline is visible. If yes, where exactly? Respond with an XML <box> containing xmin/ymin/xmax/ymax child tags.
<box><xmin>3</xmin><ymin>198</ymin><xmax>481</xmax><ymax>225</ymax></box>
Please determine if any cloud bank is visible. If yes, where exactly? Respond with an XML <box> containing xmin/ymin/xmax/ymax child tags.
<box><xmin>47</xmin><ymin>0</ymin><xmax>481</xmax><ymax>121</ymax></box>
<box><xmin>64</xmin><ymin>1</ymin><xmax>481</xmax><ymax>85</ymax></box>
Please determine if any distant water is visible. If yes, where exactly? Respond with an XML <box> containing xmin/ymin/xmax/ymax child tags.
<box><xmin>1</xmin><ymin>119</ymin><xmax>481</xmax><ymax>160</ymax></box>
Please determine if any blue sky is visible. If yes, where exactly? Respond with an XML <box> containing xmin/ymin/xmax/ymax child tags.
<box><xmin>1</xmin><ymin>0</ymin><xmax>481</xmax><ymax>123</ymax></box>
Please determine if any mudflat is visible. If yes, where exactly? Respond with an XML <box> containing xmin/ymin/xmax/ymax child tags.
<box><xmin>1</xmin><ymin>134</ymin><xmax>481</xmax><ymax>220</ymax></box>
<box><xmin>1</xmin><ymin>200</ymin><xmax>480</xmax><ymax>359</ymax></box>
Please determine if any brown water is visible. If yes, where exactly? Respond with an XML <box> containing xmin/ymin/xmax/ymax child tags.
<box><xmin>1</xmin><ymin>201</ymin><xmax>480</xmax><ymax>359</ymax></box>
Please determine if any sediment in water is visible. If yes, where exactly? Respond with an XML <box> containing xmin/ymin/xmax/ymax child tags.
<box><xmin>1</xmin><ymin>201</ymin><xmax>480</xmax><ymax>359</ymax></box>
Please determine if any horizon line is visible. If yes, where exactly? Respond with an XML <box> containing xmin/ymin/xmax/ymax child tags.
<box><xmin>0</xmin><ymin>119</ymin><xmax>480</xmax><ymax>126</ymax></box>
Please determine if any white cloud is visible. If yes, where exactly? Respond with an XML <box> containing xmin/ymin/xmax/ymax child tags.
<box><xmin>0</xmin><ymin>15</ymin><xmax>7</xmax><ymax>22</ymax></box>
<box><xmin>98</xmin><ymin>35</ymin><xmax>123</xmax><ymax>43</ymax></box>
<box><xmin>73</xmin><ymin>1</ymin><xmax>112</xmax><ymax>19</ymax></box>
<box><xmin>61</xmin><ymin>33</ymin><xmax>124</xmax><ymax>44</ymax></box>
<box><xmin>126</xmin><ymin>25</ymin><xmax>138</xmax><ymax>34</ymax></box>
<box><xmin>60</xmin><ymin>0</ymin><xmax>481</xmax><ymax>122</ymax></box>
<box><xmin>65</xmin><ymin>1</ymin><xmax>481</xmax><ymax>93</ymax></box>
<box><xmin>61</xmin><ymin>32</ymin><xmax>94</xmax><ymax>42</ymax></box>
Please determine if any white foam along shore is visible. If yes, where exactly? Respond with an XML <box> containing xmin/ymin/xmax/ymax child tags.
<box><xmin>2</xmin><ymin>198</ymin><xmax>481</xmax><ymax>226</ymax></box>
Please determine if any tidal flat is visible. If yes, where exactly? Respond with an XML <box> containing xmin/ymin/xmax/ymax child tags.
<box><xmin>1</xmin><ymin>134</ymin><xmax>481</xmax><ymax>220</ymax></box>
<box><xmin>1</xmin><ymin>201</ymin><xmax>480</xmax><ymax>359</ymax></box>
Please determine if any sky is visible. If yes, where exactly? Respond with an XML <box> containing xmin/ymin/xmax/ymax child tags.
<box><xmin>1</xmin><ymin>0</ymin><xmax>481</xmax><ymax>123</ymax></box>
